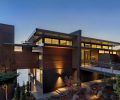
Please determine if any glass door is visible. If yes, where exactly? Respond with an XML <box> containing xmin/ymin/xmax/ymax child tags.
<box><xmin>84</xmin><ymin>49</ymin><xmax>91</xmax><ymax>66</ymax></box>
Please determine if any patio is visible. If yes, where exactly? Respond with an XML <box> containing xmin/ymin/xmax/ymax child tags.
<box><xmin>32</xmin><ymin>79</ymin><xmax>117</xmax><ymax>100</ymax></box>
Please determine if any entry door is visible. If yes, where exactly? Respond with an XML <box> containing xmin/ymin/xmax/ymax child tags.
<box><xmin>84</xmin><ymin>50</ymin><xmax>90</xmax><ymax>66</ymax></box>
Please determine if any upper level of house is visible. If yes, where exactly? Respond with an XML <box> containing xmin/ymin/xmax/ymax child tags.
<box><xmin>27</xmin><ymin>28</ymin><xmax>120</xmax><ymax>51</ymax></box>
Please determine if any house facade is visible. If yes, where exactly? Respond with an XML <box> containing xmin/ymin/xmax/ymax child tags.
<box><xmin>28</xmin><ymin>28</ymin><xmax>120</xmax><ymax>93</ymax></box>
<box><xmin>0</xmin><ymin>23</ymin><xmax>120</xmax><ymax>93</ymax></box>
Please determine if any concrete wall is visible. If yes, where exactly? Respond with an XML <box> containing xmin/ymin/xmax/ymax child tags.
<box><xmin>80</xmin><ymin>70</ymin><xmax>104</xmax><ymax>82</ymax></box>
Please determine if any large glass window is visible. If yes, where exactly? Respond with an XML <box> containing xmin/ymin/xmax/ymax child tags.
<box><xmin>60</xmin><ymin>40</ymin><xmax>67</xmax><ymax>45</ymax></box>
<box><xmin>105</xmin><ymin>51</ymin><xmax>109</xmax><ymax>54</ymax></box>
<box><xmin>40</xmin><ymin>69</ymin><xmax>43</xmax><ymax>84</ymax></box>
<box><xmin>84</xmin><ymin>49</ymin><xmax>91</xmax><ymax>66</ymax></box>
<box><xmin>81</xmin><ymin>49</ymin><xmax>91</xmax><ymax>66</ymax></box>
<box><xmin>36</xmin><ymin>69</ymin><xmax>40</xmax><ymax>82</ymax></box>
<box><xmin>109</xmin><ymin>46</ymin><xmax>112</xmax><ymax>49</ymax></box>
<box><xmin>81</xmin><ymin>49</ymin><xmax>84</xmax><ymax>66</ymax></box>
<box><xmin>102</xmin><ymin>46</ymin><xmax>109</xmax><ymax>49</ymax></box>
<box><xmin>99</xmin><ymin>50</ymin><xmax>104</xmax><ymax>54</ymax></box>
<box><xmin>44</xmin><ymin>38</ymin><xmax>51</xmax><ymax>44</ymax></box>
<box><xmin>85</xmin><ymin>44</ymin><xmax>90</xmax><ymax>48</ymax></box>
<box><xmin>92</xmin><ymin>44</ymin><xmax>96</xmax><ymax>48</ymax></box>
<box><xmin>113</xmin><ymin>51</ymin><xmax>117</xmax><ymax>54</ymax></box>
<box><xmin>14</xmin><ymin>46</ymin><xmax>22</xmax><ymax>52</ymax></box>
<box><xmin>96</xmin><ymin>45</ymin><xmax>101</xmax><ymax>48</ymax></box>
<box><xmin>39</xmin><ymin>55</ymin><xmax>42</xmax><ymax>60</ymax></box>
<box><xmin>110</xmin><ymin>51</ymin><xmax>113</xmax><ymax>54</ymax></box>
<box><xmin>44</xmin><ymin>38</ymin><xmax>59</xmax><ymax>45</ymax></box>
<box><xmin>81</xmin><ymin>43</ymin><xmax>84</xmax><ymax>47</ymax></box>
<box><xmin>67</xmin><ymin>41</ymin><xmax>72</xmax><ymax>46</ymax></box>
<box><xmin>36</xmin><ymin>69</ymin><xmax>43</xmax><ymax>84</ymax></box>
<box><xmin>52</xmin><ymin>39</ymin><xmax>59</xmax><ymax>45</ymax></box>
<box><xmin>44</xmin><ymin>38</ymin><xmax>72</xmax><ymax>46</ymax></box>
<box><xmin>60</xmin><ymin>40</ymin><xmax>72</xmax><ymax>46</ymax></box>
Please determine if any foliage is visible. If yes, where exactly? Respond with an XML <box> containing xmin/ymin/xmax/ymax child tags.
<box><xmin>14</xmin><ymin>83</ymin><xmax>21</xmax><ymax>100</ymax></box>
<box><xmin>115</xmin><ymin>75</ymin><xmax>120</xmax><ymax>99</ymax></box>
<box><xmin>20</xmin><ymin>83</ymin><xmax>26</xmax><ymax>100</ymax></box>
<box><xmin>13</xmin><ymin>81</ymin><xmax>33</xmax><ymax>100</ymax></box>
<box><xmin>64</xmin><ymin>76</ymin><xmax>72</xmax><ymax>87</ymax></box>
<box><xmin>26</xmin><ymin>81</ymin><xmax>30</xmax><ymax>96</ymax></box>
<box><xmin>0</xmin><ymin>71</ymin><xmax>18</xmax><ymax>85</ymax></box>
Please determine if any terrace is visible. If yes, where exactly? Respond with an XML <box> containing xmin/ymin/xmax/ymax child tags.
<box><xmin>81</xmin><ymin>63</ymin><xmax>120</xmax><ymax>75</ymax></box>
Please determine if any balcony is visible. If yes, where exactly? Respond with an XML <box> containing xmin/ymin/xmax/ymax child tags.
<box><xmin>81</xmin><ymin>62</ymin><xmax>120</xmax><ymax>75</ymax></box>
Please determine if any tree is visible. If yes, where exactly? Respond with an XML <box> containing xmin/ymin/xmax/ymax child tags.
<box><xmin>14</xmin><ymin>83</ymin><xmax>21</xmax><ymax>100</ymax></box>
<box><xmin>20</xmin><ymin>83</ymin><xmax>26</xmax><ymax>100</ymax></box>
<box><xmin>26</xmin><ymin>81</ymin><xmax>30</xmax><ymax>96</ymax></box>
<box><xmin>115</xmin><ymin>75</ymin><xmax>120</xmax><ymax>99</ymax></box>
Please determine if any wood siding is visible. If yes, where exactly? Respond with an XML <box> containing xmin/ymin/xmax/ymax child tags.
<box><xmin>15</xmin><ymin>47</ymin><xmax>39</xmax><ymax>69</ymax></box>
<box><xmin>43</xmin><ymin>46</ymin><xmax>72</xmax><ymax>93</ymax></box>
<box><xmin>0</xmin><ymin>45</ymin><xmax>39</xmax><ymax>71</ymax></box>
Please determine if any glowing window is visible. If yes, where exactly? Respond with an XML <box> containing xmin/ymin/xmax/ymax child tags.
<box><xmin>105</xmin><ymin>51</ymin><xmax>109</xmax><ymax>54</ymax></box>
<box><xmin>36</xmin><ymin>69</ymin><xmax>40</xmax><ymax>82</ymax></box>
<box><xmin>45</xmin><ymin>38</ymin><xmax>51</xmax><ymax>44</ymax></box>
<box><xmin>109</xmin><ymin>46</ymin><xmax>112</xmax><ymax>49</ymax></box>
<box><xmin>113</xmin><ymin>51</ymin><xmax>117</xmax><ymax>54</ymax></box>
<box><xmin>81</xmin><ymin>43</ymin><xmax>84</xmax><ymax>47</ymax></box>
<box><xmin>36</xmin><ymin>69</ymin><xmax>42</xmax><ymax>84</ymax></box>
<box><xmin>33</xmin><ymin>68</ymin><xmax>36</xmax><ymax>76</ymax></box>
<box><xmin>60</xmin><ymin>40</ymin><xmax>67</xmax><ymax>45</ymax></box>
<box><xmin>40</xmin><ymin>69</ymin><xmax>43</xmax><ymax>84</ymax></box>
<box><xmin>39</xmin><ymin>55</ymin><xmax>42</xmax><ymax>60</ymax></box>
<box><xmin>92</xmin><ymin>45</ymin><xmax>96</xmax><ymax>48</ymax></box>
<box><xmin>99</xmin><ymin>50</ymin><xmax>104</xmax><ymax>54</ymax></box>
<box><xmin>110</xmin><ymin>52</ymin><xmax>113</xmax><ymax>54</ymax></box>
<box><xmin>66</xmin><ymin>41</ymin><xmax>72</xmax><ymax>46</ymax></box>
<box><xmin>14</xmin><ymin>46</ymin><xmax>22</xmax><ymax>52</ymax></box>
<box><xmin>96</xmin><ymin>45</ymin><xmax>101</xmax><ymax>48</ymax></box>
<box><xmin>85</xmin><ymin>44</ymin><xmax>90</xmax><ymax>47</ymax></box>
<box><xmin>102</xmin><ymin>46</ymin><xmax>108</xmax><ymax>49</ymax></box>
<box><xmin>52</xmin><ymin>39</ymin><xmax>59</xmax><ymax>45</ymax></box>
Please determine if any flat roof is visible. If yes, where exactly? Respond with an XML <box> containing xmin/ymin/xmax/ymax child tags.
<box><xmin>82</xmin><ymin>36</ymin><xmax>120</xmax><ymax>46</ymax></box>
<box><xmin>27</xmin><ymin>28</ymin><xmax>120</xmax><ymax>45</ymax></box>
<box><xmin>0</xmin><ymin>23</ymin><xmax>14</xmax><ymax>27</ymax></box>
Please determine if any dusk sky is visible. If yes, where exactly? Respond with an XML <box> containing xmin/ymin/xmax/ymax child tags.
<box><xmin>0</xmin><ymin>0</ymin><xmax>120</xmax><ymax>43</ymax></box>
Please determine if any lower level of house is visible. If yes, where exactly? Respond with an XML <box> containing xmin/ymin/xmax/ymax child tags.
<box><xmin>29</xmin><ymin>46</ymin><xmax>120</xmax><ymax>93</ymax></box>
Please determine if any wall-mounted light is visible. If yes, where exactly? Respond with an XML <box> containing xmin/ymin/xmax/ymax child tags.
<box><xmin>55</xmin><ymin>68</ymin><xmax>64</xmax><ymax>88</ymax></box>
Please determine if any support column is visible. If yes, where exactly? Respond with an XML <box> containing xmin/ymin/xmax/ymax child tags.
<box><xmin>71</xmin><ymin>30</ymin><xmax>82</xmax><ymax>85</ymax></box>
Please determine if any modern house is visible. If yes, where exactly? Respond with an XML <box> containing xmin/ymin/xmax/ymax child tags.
<box><xmin>27</xmin><ymin>28</ymin><xmax>120</xmax><ymax>93</ymax></box>
<box><xmin>0</xmin><ymin>23</ymin><xmax>120</xmax><ymax>93</ymax></box>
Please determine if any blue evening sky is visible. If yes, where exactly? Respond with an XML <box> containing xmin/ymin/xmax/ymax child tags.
<box><xmin>0</xmin><ymin>0</ymin><xmax>120</xmax><ymax>43</ymax></box>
